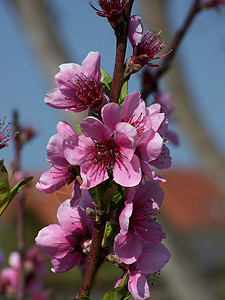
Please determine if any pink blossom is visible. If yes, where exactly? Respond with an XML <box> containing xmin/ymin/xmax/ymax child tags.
<box><xmin>35</xmin><ymin>191</ymin><xmax>94</xmax><ymax>273</ymax></box>
<box><xmin>36</xmin><ymin>121</ymin><xmax>80</xmax><ymax>195</ymax></box>
<box><xmin>102</xmin><ymin>91</ymin><xmax>171</xmax><ymax>182</ymax></box>
<box><xmin>114</xmin><ymin>242</ymin><xmax>170</xmax><ymax>300</ymax></box>
<box><xmin>114</xmin><ymin>180</ymin><xmax>165</xmax><ymax>264</ymax></box>
<box><xmin>9</xmin><ymin>247</ymin><xmax>47</xmax><ymax>276</ymax></box>
<box><xmin>89</xmin><ymin>0</ymin><xmax>128</xmax><ymax>22</ymax></box>
<box><xmin>63</xmin><ymin>116</ymin><xmax>141</xmax><ymax>189</ymax></box>
<box><xmin>128</xmin><ymin>243</ymin><xmax>170</xmax><ymax>300</ymax></box>
<box><xmin>45</xmin><ymin>52</ymin><xmax>106</xmax><ymax>112</ymax></box>
<box><xmin>26</xmin><ymin>278</ymin><xmax>48</xmax><ymax>300</ymax></box>
<box><xmin>0</xmin><ymin>116</ymin><xmax>18</xmax><ymax>150</ymax></box>
<box><xmin>125</xmin><ymin>15</ymin><xmax>171</xmax><ymax>75</ymax></box>
<box><xmin>0</xmin><ymin>267</ymin><xmax>19</xmax><ymax>297</ymax></box>
<box><xmin>20</xmin><ymin>125</ymin><xmax>37</xmax><ymax>144</ymax></box>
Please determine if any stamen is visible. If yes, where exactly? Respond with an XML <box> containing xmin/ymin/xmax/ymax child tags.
<box><xmin>67</xmin><ymin>73</ymin><xmax>103</xmax><ymax>109</ymax></box>
<box><xmin>0</xmin><ymin>116</ymin><xmax>18</xmax><ymax>149</ymax></box>
<box><xmin>82</xmin><ymin>137</ymin><xmax>123</xmax><ymax>178</ymax></box>
<box><xmin>128</xmin><ymin>113</ymin><xmax>146</xmax><ymax>137</ymax></box>
<box><xmin>146</xmin><ymin>270</ymin><xmax>161</xmax><ymax>286</ymax></box>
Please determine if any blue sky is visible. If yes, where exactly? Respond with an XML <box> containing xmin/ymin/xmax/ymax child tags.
<box><xmin>1</xmin><ymin>0</ymin><xmax>225</xmax><ymax>172</ymax></box>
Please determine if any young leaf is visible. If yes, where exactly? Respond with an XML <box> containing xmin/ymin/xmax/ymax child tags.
<box><xmin>118</xmin><ymin>81</ymin><xmax>128</xmax><ymax>107</ymax></box>
<box><xmin>0</xmin><ymin>175</ymin><xmax>33</xmax><ymax>216</ymax></box>
<box><xmin>103</xmin><ymin>285</ymin><xmax>130</xmax><ymax>300</ymax></box>
<box><xmin>100</xmin><ymin>67</ymin><xmax>112</xmax><ymax>97</ymax></box>
<box><xmin>108</xmin><ymin>185</ymin><xmax>125</xmax><ymax>214</ymax></box>
<box><xmin>9</xmin><ymin>176</ymin><xmax>33</xmax><ymax>201</ymax></box>
<box><xmin>116</xmin><ymin>273</ymin><xmax>128</xmax><ymax>288</ymax></box>
<box><xmin>76</xmin><ymin>122</ymin><xmax>82</xmax><ymax>134</ymax></box>
<box><xmin>103</xmin><ymin>221</ymin><xmax>119</xmax><ymax>246</ymax></box>
<box><xmin>0</xmin><ymin>160</ymin><xmax>10</xmax><ymax>204</ymax></box>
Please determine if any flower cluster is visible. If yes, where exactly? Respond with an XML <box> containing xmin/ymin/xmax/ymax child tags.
<box><xmin>35</xmin><ymin>13</ymin><xmax>172</xmax><ymax>300</ymax></box>
<box><xmin>36</xmin><ymin>191</ymin><xmax>94</xmax><ymax>273</ymax></box>
<box><xmin>0</xmin><ymin>247</ymin><xmax>48</xmax><ymax>300</ymax></box>
<box><xmin>113</xmin><ymin>180</ymin><xmax>170</xmax><ymax>299</ymax></box>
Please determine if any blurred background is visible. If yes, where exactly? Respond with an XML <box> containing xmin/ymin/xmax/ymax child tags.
<box><xmin>1</xmin><ymin>0</ymin><xmax>225</xmax><ymax>299</ymax></box>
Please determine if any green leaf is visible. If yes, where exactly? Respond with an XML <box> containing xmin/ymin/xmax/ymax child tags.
<box><xmin>104</xmin><ymin>221</ymin><xmax>113</xmax><ymax>239</ymax></box>
<box><xmin>108</xmin><ymin>184</ymin><xmax>125</xmax><ymax>214</ymax></box>
<box><xmin>0</xmin><ymin>173</ymin><xmax>33</xmax><ymax>216</ymax></box>
<box><xmin>100</xmin><ymin>67</ymin><xmax>112</xmax><ymax>97</ymax></box>
<box><xmin>118</xmin><ymin>80</ymin><xmax>128</xmax><ymax>107</ymax></box>
<box><xmin>9</xmin><ymin>176</ymin><xmax>33</xmax><ymax>201</ymax></box>
<box><xmin>89</xmin><ymin>181</ymin><xmax>107</xmax><ymax>210</ymax></box>
<box><xmin>0</xmin><ymin>160</ymin><xmax>10</xmax><ymax>204</ymax></box>
<box><xmin>78</xmin><ymin>297</ymin><xmax>91</xmax><ymax>300</ymax></box>
<box><xmin>103</xmin><ymin>221</ymin><xmax>119</xmax><ymax>246</ymax></box>
<box><xmin>76</xmin><ymin>122</ymin><xmax>82</xmax><ymax>134</ymax></box>
<box><xmin>117</xmin><ymin>273</ymin><xmax>128</xmax><ymax>288</ymax></box>
<box><xmin>103</xmin><ymin>285</ymin><xmax>130</xmax><ymax>300</ymax></box>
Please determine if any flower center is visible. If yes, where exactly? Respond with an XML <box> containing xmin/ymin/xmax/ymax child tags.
<box><xmin>137</xmin><ymin>31</ymin><xmax>166</xmax><ymax>59</ymax></box>
<box><xmin>131</xmin><ymin>197</ymin><xmax>158</xmax><ymax>224</ymax></box>
<box><xmin>91</xmin><ymin>138</ymin><xmax>121</xmax><ymax>169</ymax></box>
<box><xmin>68</xmin><ymin>74</ymin><xmax>104</xmax><ymax>109</ymax></box>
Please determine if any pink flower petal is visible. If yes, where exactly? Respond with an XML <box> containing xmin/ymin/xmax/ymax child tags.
<box><xmin>57</xmin><ymin>199</ymin><xmax>83</xmax><ymax>233</ymax></box>
<box><xmin>122</xmin><ymin>91</ymin><xmax>145</xmax><ymax>121</ymax></box>
<box><xmin>119</xmin><ymin>201</ymin><xmax>133</xmax><ymax>235</ymax></box>
<box><xmin>56</xmin><ymin>121</ymin><xmax>77</xmax><ymax>136</ymax></box>
<box><xmin>147</xmin><ymin>103</ymin><xmax>161</xmax><ymax>115</ymax></box>
<box><xmin>36</xmin><ymin>167</ymin><xmax>72</xmax><ymax>193</ymax></box>
<box><xmin>147</xmin><ymin>104</ymin><xmax>165</xmax><ymax>132</ymax></box>
<box><xmin>80</xmin><ymin>160</ymin><xmax>109</xmax><ymax>189</ymax></box>
<box><xmin>113</xmin><ymin>154</ymin><xmax>141</xmax><ymax>187</ymax></box>
<box><xmin>128</xmin><ymin>15</ymin><xmax>143</xmax><ymax>47</ymax></box>
<box><xmin>138</xmin><ymin>132</ymin><xmax>163</xmax><ymax>162</ymax></box>
<box><xmin>115</xmin><ymin>122</ymin><xmax>137</xmax><ymax>143</ymax></box>
<box><xmin>50</xmin><ymin>252</ymin><xmax>81</xmax><ymax>273</ymax></box>
<box><xmin>47</xmin><ymin>135</ymin><xmax>69</xmax><ymax>168</ymax></box>
<box><xmin>80</xmin><ymin>117</ymin><xmax>112</xmax><ymax>141</ymax></box>
<box><xmin>150</xmin><ymin>144</ymin><xmax>172</xmax><ymax>169</ymax></box>
<box><xmin>135</xmin><ymin>219</ymin><xmax>165</xmax><ymax>244</ymax></box>
<box><xmin>55</xmin><ymin>63</ymin><xmax>84</xmax><ymax>98</ymax></box>
<box><xmin>114</xmin><ymin>231</ymin><xmax>142</xmax><ymax>264</ymax></box>
<box><xmin>35</xmin><ymin>224</ymin><xmax>71</xmax><ymax>258</ymax></box>
<box><xmin>101</xmin><ymin>103</ymin><xmax>121</xmax><ymax>130</ymax></box>
<box><xmin>70</xmin><ymin>180</ymin><xmax>82</xmax><ymax>207</ymax></box>
<box><xmin>133</xmin><ymin>180</ymin><xmax>164</xmax><ymax>209</ymax></box>
<box><xmin>82</xmin><ymin>51</ymin><xmax>101</xmax><ymax>83</ymax></box>
<box><xmin>128</xmin><ymin>271</ymin><xmax>150</xmax><ymax>300</ymax></box>
<box><xmin>114</xmin><ymin>130</ymin><xmax>135</xmax><ymax>161</ymax></box>
<box><xmin>63</xmin><ymin>134</ymin><xmax>94</xmax><ymax>166</ymax></box>
<box><xmin>135</xmin><ymin>243</ymin><xmax>171</xmax><ymax>274</ymax></box>
<box><xmin>44</xmin><ymin>88</ymin><xmax>75</xmax><ymax>109</ymax></box>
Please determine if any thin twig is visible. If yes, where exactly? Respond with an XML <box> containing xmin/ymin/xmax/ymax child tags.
<box><xmin>110</xmin><ymin>0</ymin><xmax>134</xmax><ymax>103</ymax></box>
<box><xmin>13</xmin><ymin>110</ymin><xmax>25</xmax><ymax>300</ymax></box>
